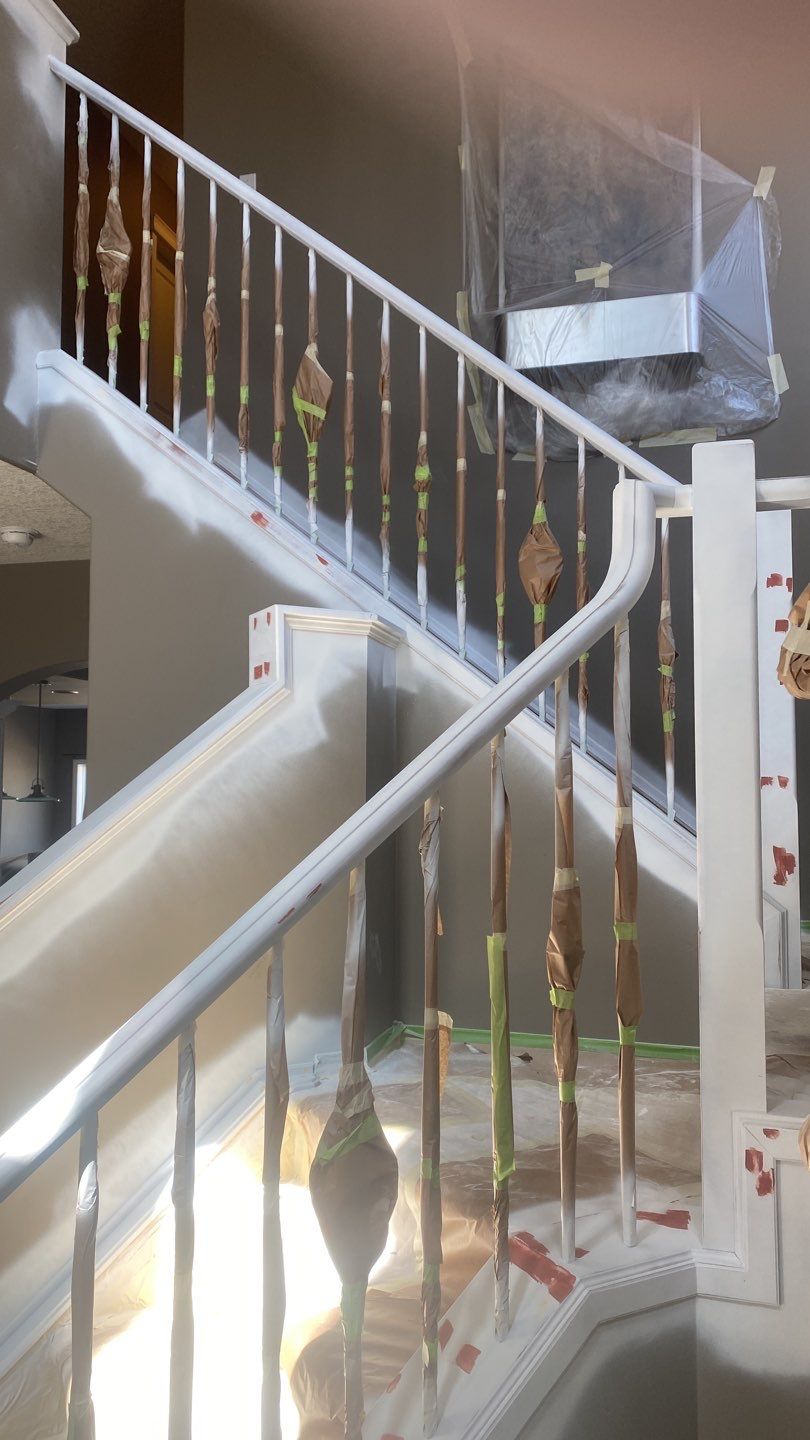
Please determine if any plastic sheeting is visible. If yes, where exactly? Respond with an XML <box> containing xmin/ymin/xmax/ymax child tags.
<box><xmin>459</xmin><ymin>57</ymin><xmax>782</xmax><ymax>458</ymax></box>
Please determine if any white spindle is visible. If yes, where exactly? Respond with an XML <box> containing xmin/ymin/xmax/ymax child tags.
<box><xmin>66</xmin><ymin>1115</ymin><xmax>99</xmax><ymax>1440</ymax></box>
<box><xmin>168</xmin><ymin>1025</ymin><xmax>196</xmax><ymax>1440</ymax></box>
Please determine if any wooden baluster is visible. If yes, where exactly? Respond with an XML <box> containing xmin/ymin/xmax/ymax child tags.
<box><xmin>379</xmin><ymin>300</ymin><xmax>392</xmax><ymax>599</ymax></box>
<box><xmin>168</xmin><ymin>1025</ymin><xmax>196</xmax><ymax>1440</ymax></box>
<box><xmin>344</xmin><ymin>275</ymin><xmax>355</xmax><ymax>570</ymax></box>
<box><xmin>495</xmin><ymin>381</ymin><xmax>506</xmax><ymax>680</ymax></box>
<box><xmin>96</xmin><ymin>115</ymin><xmax>131</xmax><ymax>391</ymax></box>
<box><xmin>202</xmin><ymin>181</ymin><xmax>219</xmax><ymax>463</ymax></box>
<box><xmin>66</xmin><ymin>1115</ymin><xmax>99</xmax><ymax>1440</ymax></box>
<box><xmin>419</xmin><ymin>795</ymin><xmax>443</xmax><ymax>1437</ymax></box>
<box><xmin>415</xmin><ymin>326</ymin><xmax>432</xmax><ymax>631</ymax></box>
<box><xmin>659</xmin><ymin>518</ymin><xmax>677</xmax><ymax>820</ymax></box>
<box><xmin>489</xmin><ymin>733</ymin><xmax>514</xmax><ymax>1335</ymax></box>
<box><xmin>613</xmin><ymin>605</ymin><xmax>641</xmax><ymax>1247</ymax></box>
<box><xmin>546</xmin><ymin>673</ymin><xmax>584</xmax><ymax>1263</ymax></box>
<box><xmin>455</xmin><ymin>353</ymin><xmax>467</xmax><ymax>659</ymax></box>
<box><xmin>262</xmin><ymin>946</ymin><xmax>289</xmax><ymax>1440</ymax></box>
<box><xmin>138</xmin><ymin>136</ymin><xmax>152</xmax><ymax>411</ymax></box>
<box><xmin>238</xmin><ymin>202</ymin><xmax>251</xmax><ymax>488</ymax></box>
<box><xmin>272</xmin><ymin>226</ymin><xmax>285</xmax><ymax>513</ymax></box>
<box><xmin>576</xmin><ymin>436</ymin><xmax>590</xmax><ymax>752</ymax></box>
<box><xmin>172</xmin><ymin>158</ymin><xmax>187</xmax><ymax>436</ymax></box>
<box><xmin>73</xmin><ymin>93</ymin><xmax>89</xmax><ymax>365</ymax></box>
<box><xmin>306</xmin><ymin>249</ymin><xmax>318</xmax><ymax>538</ymax></box>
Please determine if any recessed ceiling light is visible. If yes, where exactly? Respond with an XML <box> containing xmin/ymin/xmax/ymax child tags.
<box><xmin>1</xmin><ymin>528</ymin><xmax>42</xmax><ymax>548</ymax></box>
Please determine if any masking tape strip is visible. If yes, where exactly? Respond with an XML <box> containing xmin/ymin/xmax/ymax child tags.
<box><xmin>554</xmin><ymin>867</ymin><xmax>578</xmax><ymax>890</ymax></box>
<box><xmin>781</xmin><ymin>624</ymin><xmax>810</xmax><ymax>658</ymax></box>
<box><xmin>575</xmin><ymin>261</ymin><xmax>612</xmax><ymax>284</ymax></box>
<box><xmin>424</xmin><ymin>1006</ymin><xmax>439</xmax><ymax>1029</ymax></box>
<box><xmin>640</xmin><ymin>427</ymin><xmax>717</xmax><ymax>449</ymax></box>
<box><xmin>616</xmin><ymin>806</ymin><xmax>633</xmax><ymax>828</ymax></box>
<box><xmin>768</xmin><ymin>353</ymin><xmax>789</xmax><ymax>395</ymax></box>
<box><xmin>754</xmin><ymin>165</ymin><xmax>776</xmax><ymax>199</ymax></box>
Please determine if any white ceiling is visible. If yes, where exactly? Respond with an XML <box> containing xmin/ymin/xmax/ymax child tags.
<box><xmin>0</xmin><ymin>462</ymin><xmax>91</xmax><ymax>565</ymax></box>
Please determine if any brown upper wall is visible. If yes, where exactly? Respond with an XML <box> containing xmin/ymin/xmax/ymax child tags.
<box><xmin>0</xmin><ymin>561</ymin><xmax>89</xmax><ymax>698</ymax></box>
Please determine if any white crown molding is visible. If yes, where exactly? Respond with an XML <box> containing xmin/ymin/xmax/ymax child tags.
<box><xmin>27</xmin><ymin>1</ymin><xmax>78</xmax><ymax>45</ymax></box>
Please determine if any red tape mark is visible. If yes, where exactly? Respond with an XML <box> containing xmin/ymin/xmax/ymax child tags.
<box><xmin>775</xmin><ymin>618</ymin><xmax>789</xmax><ymax>633</ymax></box>
<box><xmin>761</xmin><ymin>776</ymin><xmax>773</xmax><ymax>788</ymax></box>
<box><xmin>745</xmin><ymin>1147</ymin><xmax>775</xmax><ymax>1197</ymax></box>
<box><xmin>264</xmin><ymin>661</ymin><xmax>270</xmax><ymax>675</ymax></box>
<box><xmin>250</xmin><ymin>510</ymin><xmax>269</xmax><ymax>528</ymax></box>
<box><xmin>384</xmin><ymin>1375</ymin><xmax>401</xmax><ymax>1395</ymax></box>
<box><xmin>773</xmin><ymin>846</ymin><xmax>797</xmax><ymax>886</ymax></box>
<box><xmin>508</xmin><ymin>1232</ymin><xmax>576</xmax><ymax>1302</ymax></box>
<box><xmin>438</xmin><ymin>1319</ymin><xmax>453</xmax><ymax>1351</ymax></box>
<box><xmin>455</xmin><ymin>1344</ymin><xmax>481</xmax><ymax>1374</ymax></box>
<box><xmin>778</xmin><ymin>776</ymin><xmax>789</xmax><ymax>789</ymax></box>
<box><xmin>252</xmin><ymin>615</ymin><xmax>258</xmax><ymax>629</ymax></box>
<box><xmin>763</xmin><ymin>1128</ymin><xmax>781</xmax><ymax>1139</ymax></box>
<box><xmin>575</xmin><ymin>1247</ymin><xmax>589</xmax><ymax>1259</ymax></box>
<box><xmin>253</xmin><ymin>664</ymin><xmax>263</xmax><ymax>680</ymax></box>
<box><xmin>766</xmin><ymin>572</ymin><xmax>784</xmax><ymax>588</ymax></box>
<box><xmin>636</xmin><ymin>1208</ymin><xmax>691</xmax><ymax>1231</ymax></box>
<box><xmin>787</xmin><ymin>576</ymin><xmax>794</xmax><ymax>590</ymax></box>
<box><xmin>317</xmin><ymin>554</ymin><xmax>329</xmax><ymax>566</ymax></box>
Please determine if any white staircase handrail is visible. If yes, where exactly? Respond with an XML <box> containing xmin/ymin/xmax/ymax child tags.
<box><xmin>50</xmin><ymin>57</ymin><xmax>682</xmax><ymax>508</ymax></box>
<box><xmin>0</xmin><ymin>477</ymin><xmax>656</xmax><ymax>1203</ymax></box>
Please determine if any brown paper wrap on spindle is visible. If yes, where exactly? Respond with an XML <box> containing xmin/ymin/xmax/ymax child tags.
<box><xmin>546</xmin><ymin>671</ymin><xmax>584</xmax><ymax>1257</ymax></box>
<box><xmin>658</xmin><ymin>533</ymin><xmax>677</xmax><ymax>757</ymax></box>
<box><xmin>519</xmin><ymin>418</ymin><xmax>563</xmax><ymax>650</ymax></box>
<box><xmin>799</xmin><ymin>1116</ymin><xmax>810</xmax><ymax>1169</ymax></box>
<box><xmin>495</xmin><ymin>391</ymin><xmax>507</xmax><ymax>677</ymax></box>
<box><xmin>138</xmin><ymin>151</ymin><xmax>152</xmax><ymax>404</ymax></box>
<box><xmin>419</xmin><ymin>797</ymin><xmax>443</xmax><ymax>1437</ymax></box>
<box><xmin>173</xmin><ymin>175</ymin><xmax>187</xmax><ymax>420</ymax></box>
<box><xmin>272</xmin><ymin>234</ymin><xmax>285</xmax><ymax>494</ymax></box>
<box><xmin>73</xmin><ymin>99</ymin><xmax>90</xmax><ymax>355</ymax></box>
<box><xmin>415</xmin><ymin>428</ymin><xmax>431</xmax><ymax>614</ymax></box>
<box><xmin>614</xmin><ymin>618</ymin><xmax>642</xmax><ymax>1227</ymax></box>
<box><xmin>379</xmin><ymin>315</ymin><xmax>392</xmax><ymax>587</ymax></box>
<box><xmin>310</xmin><ymin>868</ymin><xmax>398</xmax><ymax>1440</ymax></box>
<box><xmin>238</xmin><ymin>217</ymin><xmax>250</xmax><ymax>466</ymax></box>
<box><xmin>576</xmin><ymin>447</ymin><xmax>590</xmax><ymax>719</ymax></box>
<box><xmin>202</xmin><ymin>228</ymin><xmax>219</xmax><ymax>439</ymax></box>
<box><xmin>489</xmin><ymin>732</ymin><xmax>515</xmax><ymax>1335</ymax></box>
<box><xmin>293</xmin><ymin>346</ymin><xmax>333</xmax><ymax>507</ymax></box>
<box><xmin>96</xmin><ymin>146</ymin><xmax>131</xmax><ymax>366</ymax></box>
<box><xmin>777</xmin><ymin>583</ymin><xmax>810</xmax><ymax>699</ymax></box>
<box><xmin>344</xmin><ymin>297</ymin><xmax>355</xmax><ymax>544</ymax></box>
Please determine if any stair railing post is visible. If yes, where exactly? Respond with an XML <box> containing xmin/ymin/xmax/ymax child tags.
<box><xmin>692</xmin><ymin>438</ymin><xmax>767</xmax><ymax>1254</ymax></box>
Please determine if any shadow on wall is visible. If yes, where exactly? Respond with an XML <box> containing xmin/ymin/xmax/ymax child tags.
<box><xmin>0</xmin><ymin>7</ymin><xmax>63</xmax><ymax>467</ymax></box>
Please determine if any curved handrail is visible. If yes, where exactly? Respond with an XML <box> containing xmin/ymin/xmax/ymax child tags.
<box><xmin>0</xmin><ymin>477</ymin><xmax>656</xmax><ymax>1203</ymax></box>
<box><xmin>50</xmin><ymin>58</ymin><xmax>682</xmax><ymax>508</ymax></box>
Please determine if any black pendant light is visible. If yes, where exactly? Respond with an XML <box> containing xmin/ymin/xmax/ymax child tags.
<box><xmin>16</xmin><ymin>684</ymin><xmax>60</xmax><ymax>804</ymax></box>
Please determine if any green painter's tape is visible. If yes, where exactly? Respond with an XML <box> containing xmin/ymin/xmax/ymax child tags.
<box><xmin>397</xmin><ymin>1023</ymin><xmax>697</xmax><ymax>1062</ymax></box>
<box><xmin>341</xmin><ymin>1282</ymin><xmax>366</xmax><ymax>1343</ymax></box>
<box><xmin>415</xmin><ymin>465</ymin><xmax>431</xmax><ymax>483</ymax></box>
<box><xmin>240</xmin><ymin>385</ymin><xmax>249</xmax><ymax>405</ymax></box>
<box><xmin>549</xmin><ymin>986</ymin><xmax>575</xmax><ymax>1011</ymax></box>
<box><xmin>559</xmin><ymin>1080</ymin><xmax>576</xmax><ymax>1102</ymax></box>
<box><xmin>76</xmin><ymin>275</ymin><xmax>89</xmax><ymax>291</ymax></box>
<box><xmin>663</xmin><ymin>709</ymin><xmax>676</xmax><ymax>733</ymax></box>
<box><xmin>173</xmin><ymin>354</ymin><xmax>183</xmax><ymax>378</ymax></box>
<box><xmin>533</xmin><ymin>502</ymin><xmax>547</xmax><ymax>525</ymax></box>
<box><xmin>533</xmin><ymin>603</ymin><xmax>547</xmax><ymax>623</ymax></box>
<box><xmin>314</xmin><ymin>1110</ymin><xmax>382</xmax><ymax>1166</ymax></box>
<box><xmin>659</xmin><ymin>663</ymin><xmax>674</xmax><ymax>677</ymax></box>
<box><xmin>418</xmin><ymin>538</ymin><xmax>428</xmax><ymax>553</ymax></box>
<box><xmin>614</xmin><ymin>921</ymin><xmax>638</xmax><ymax>942</ymax></box>
<box><xmin>205</xmin><ymin>374</ymin><xmax>215</xmax><ymax>397</ymax></box>
<box><xmin>455</xmin><ymin>564</ymin><xmax>466</xmax><ymax>581</ymax></box>
<box><xmin>619</xmin><ymin>1024</ymin><xmax>638</xmax><ymax>1046</ymax></box>
<box><xmin>417</xmin><ymin>491</ymin><xmax>430</xmax><ymax>508</ymax></box>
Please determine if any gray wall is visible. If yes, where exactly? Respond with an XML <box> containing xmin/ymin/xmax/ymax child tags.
<box><xmin>0</xmin><ymin>0</ymin><xmax>73</xmax><ymax>468</ymax></box>
<box><xmin>0</xmin><ymin>560</ymin><xmax>89</xmax><ymax>696</ymax></box>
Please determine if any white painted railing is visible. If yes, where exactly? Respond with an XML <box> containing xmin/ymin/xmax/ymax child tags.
<box><xmin>53</xmin><ymin>57</ymin><xmax>692</xmax><ymax>827</ymax></box>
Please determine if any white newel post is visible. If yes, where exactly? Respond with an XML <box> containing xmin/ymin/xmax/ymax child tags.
<box><xmin>756</xmin><ymin>509</ymin><xmax>801</xmax><ymax>987</ymax></box>
<box><xmin>692</xmin><ymin>439</ymin><xmax>767</xmax><ymax>1255</ymax></box>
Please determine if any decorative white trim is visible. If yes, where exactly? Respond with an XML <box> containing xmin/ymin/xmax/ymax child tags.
<box><xmin>23</xmin><ymin>0</ymin><xmax>78</xmax><ymax>44</ymax></box>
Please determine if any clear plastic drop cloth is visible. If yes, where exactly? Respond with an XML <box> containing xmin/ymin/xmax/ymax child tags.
<box><xmin>459</xmin><ymin>56</ymin><xmax>782</xmax><ymax>458</ymax></box>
